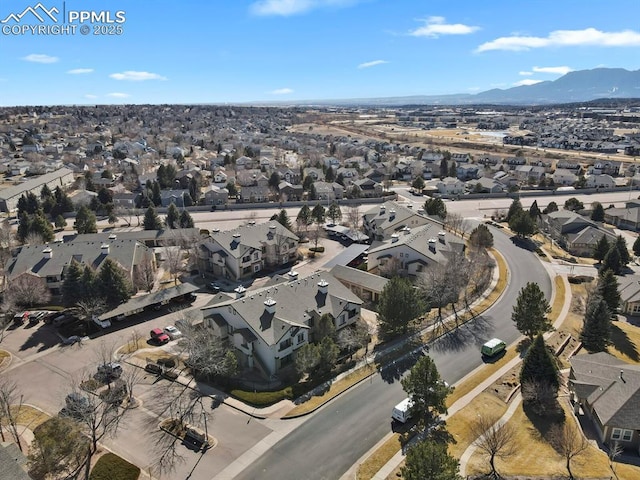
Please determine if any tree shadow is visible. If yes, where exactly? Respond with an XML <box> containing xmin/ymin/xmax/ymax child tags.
<box><xmin>515</xmin><ymin>337</ymin><xmax>532</xmax><ymax>357</ymax></box>
<box><xmin>19</xmin><ymin>325</ymin><xmax>60</xmax><ymax>352</ymax></box>
<box><xmin>609</xmin><ymin>322</ymin><xmax>640</xmax><ymax>362</ymax></box>
<box><xmin>378</xmin><ymin>350</ymin><xmax>422</xmax><ymax>384</ymax></box>
<box><xmin>523</xmin><ymin>400</ymin><xmax>565</xmax><ymax>439</ymax></box>
<box><xmin>510</xmin><ymin>235</ymin><xmax>537</xmax><ymax>251</ymax></box>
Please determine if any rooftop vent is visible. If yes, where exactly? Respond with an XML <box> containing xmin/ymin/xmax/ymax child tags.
<box><xmin>42</xmin><ymin>247</ymin><xmax>52</xmax><ymax>259</ymax></box>
<box><xmin>438</xmin><ymin>231</ymin><xmax>446</xmax><ymax>243</ymax></box>
<box><xmin>288</xmin><ymin>270</ymin><xmax>299</xmax><ymax>280</ymax></box>
<box><xmin>100</xmin><ymin>244</ymin><xmax>110</xmax><ymax>254</ymax></box>
<box><xmin>269</xmin><ymin>224</ymin><xmax>277</xmax><ymax>229</ymax></box>
<box><xmin>428</xmin><ymin>238</ymin><xmax>437</xmax><ymax>253</ymax></box>
<box><xmin>232</xmin><ymin>233</ymin><xmax>241</xmax><ymax>238</ymax></box>
<box><xmin>108</xmin><ymin>234</ymin><xmax>117</xmax><ymax>240</ymax></box>
<box><xmin>248</xmin><ymin>220</ymin><xmax>256</xmax><ymax>226</ymax></box>
<box><xmin>212</xmin><ymin>228</ymin><xmax>220</xmax><ymax>233</ymax></box>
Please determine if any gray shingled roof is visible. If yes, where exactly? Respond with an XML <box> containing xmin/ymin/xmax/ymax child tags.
<box><xmin>6</xmin><ymin>239</ymin><xmax>150</xmax><ymax>280</ymax></box>
<box><xmin>0</xmin><ymin>167</ymin><xmax>74</xmax><ymax>200</ymax></box>
<box><xmin>617</xmin><ymin>275</ymin><xmax>640</xmax><ymax>304</ymax></box>
<box><xmin>329</xmin><ymin>264</ymin><xmax>389</xmax><ymax>293</ymax></box>
<box><xmin>62</xmin><ymin>228</ymin><xmax>201</xmax><ymax>244</ymax></box>
<box><xmin>202</xmin><ymin>271</ymin><xmax>362</xmax><ymax>346</ymax></box>
<box><xmin>570</xmin><ymin>352</ymin><xmax>640</xmax><ymax>429</ymax></box>
<box><xmin>205</xmin><ymin>222</ymin><xmax>298</xmax><ymax>260</ymax></box>
<box><xmin>363</xmin><ymin>201</ymin><xmax>433</xmax><ymax>232</ymax></box>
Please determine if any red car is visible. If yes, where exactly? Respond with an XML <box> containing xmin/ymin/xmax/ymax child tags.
<box><xmin>150</xmin><ymin>328</ymin><xmax>170</xmax><ymax>345</ymax></box>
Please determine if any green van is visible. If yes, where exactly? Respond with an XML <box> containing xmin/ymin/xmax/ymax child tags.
<box><xmin>481</xmin><ymin>338</ymin><xmax>506</xmax><ymax>357</ymax></box>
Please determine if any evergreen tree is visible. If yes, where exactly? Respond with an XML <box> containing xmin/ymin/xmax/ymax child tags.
<box><xmin>325</xmin><ymin>167</ymin><xmax>335</xmax><ymax>183</ymax></box>
<box><xmin>401</xmin><ymin>440</ymin><xmax>462</xmax><ymax>480</ymax></box>
<box><xmin>302</xmin><ymin>176</ymin><xmax>314</xmax><ymax>191</ymax></box>
<box><xmin>327</xmin><ymin>201</ymin><xmax>342</xmax><ymax>224</ymax></box>
<box><xmin>615</xmin><ymin>235</ymin><xmax>630</xmax><ymax>267</ymax></box>
<box><xmin>80</xmin><ymin>265</ymin><xmax>98</xmax><ymax>301</ymax></box>
<box><xmin>591</xmin><ymin>202</ymin><xmax>605</xmax><ymax>222</ymax></box>
<box><xmin>423</xmin><ymin>198</ymin><xmax>447</xmax><ymax>219</ymax></box>
<box><xmin>448</xmin><ymin>160</ymin><xmax>457</xmax><ymax>178</ymax></box>
<box><xmin>151</xmin><ymin>181</ymin><xmax>162</xmax><ymax>207</ymax></box>
<box><xmin>580</xmin><ymin>293</ymin><xmax>611</xmax><ymax>353</ymax></box>
<box><xmin>597</xmin><ymin>269</ymin><xmax>620</xmax><ymax>318</ymax></box>
<box><xmin>506</xmin><ymin>198</ymin><xmax>523</xmax><ymax>222</ymax></box>
<box><xmin>143</xmin><ymin>206</ymin><xmax>162</xmax><ymax>230</ymax></box>
<box><xmin>296</xmin><ymin>204</ymin><xmax>312</xmax><ymax>231</ymax></box>
<box><xmin>61</xmin><ymin>260</ymin><xmax>83</xmax><ymax>307</ymax></box>
<box><xmin>509</xmin><ymin>210</ymin><xmax>537</xmax><ymax>237</ymax></box>
<box><xmin>469</xmin><ymin>223</ymin><xmax>494</xmax><ymax>249</ymax></box>
<box><xmin>311</xmin><ymin>204</ymin><xmax>326</xmax><ymax>225</ymax></box>
<box><xmin>165</xmin><ymin>203</ymin><xmax>180</xmax><ymax>229</ymax></box>
<box><xmin>226</xmin><ymin>181</ymin><xmax>238</xmax><ymax>197</ymax></box>
<box><xmin>276</xmin><ymin>209</ymin><xmax>293</xmax><ymax>230</ymax></box>
<box><xmin>188</xmin><ymin>176</ymin><xmax>199</xmax><ymax>204</ymax></box>
<box><xmin>520</xmin><ymin>334</ymin><xmax>559</xmax><ymax>390</ymax></box>
<box><xmin>602</xmin><ymin>245</ymin><xmax>622</xmax><ymax>275</ymax></box>
<box><xmin>157</xmin><ymin>164</ymin><xmax>166</xmax><ymax>188</ymax></box>
<box><xmin>529</xmin><ymin>199</ymin><xmax>541</xmax><ymax>218</ymax></box>
<box><xmin>377</xmin><ymin>277</ymin><xmax>424</xmax><ymax>337</ymax></box>
<box><xmin>74</xmin><ymin>206</ymin><xmax>97</xmax><ymax>234</ymax></box>
<box><xmin>98</xmin><ymin>259</ymin><xmax>132</xmax><ymax>306</ymax></box>
<box><xmin>543</xmin><ymin>201</ymin><xmax>558</xmax><ymax>214</ymax></box>
<box><xmin>17</xmin><ymin>213</ymin><xmax>31</xmax><ymax>243</ymax></box>
<box><xmin>309</xmin><ymin>183</ymin><xmax>318</xmax><ymax>200</ymax></box>
<box><xmin>54</xmin><ymin>214</ymin><xmax>67</xmax><ymax>230</ymax></box>
<box><xmin>179</xmin><ymin>210</ymin><xmax>194</xmax><ymax>228</ymax></box>
<box><xmin>634</xmin><ymin>236</ymin><xmax>640</xmax><ymax>256</ymax></box>
<box><xmin>412</xmin><ymin>176</ymin><xmax>425</xmax><ymax>192</ymax></box>
<box><xmin>512</xmin><ymin>282</ymin><xmax>552</xmax><ymax>340</ymax></box>
<box><xmin>268</xmin><ymin>172</ymin><xmax>281</xmax><ymax>189</ymax></box>
<box><xmin>439</xmin><ymin>158</ymin><xmax>448</xmax><ymax>179</ymax></box>
<box><xmin>564</xmin><ymin>197</ymin><xmax>584</xmax><ymax>212</ymax></box>
<box><xmin>29</xmin><ymin>213</ymin><xmax>55</xmax><ymax>242</ymax></box>
<box><xmin>317</xmin><ymin>337</ymin><xmax>339</xmax><ymax>374</ymax></box>
<box><xmin>593</xmin><ymin>236</ymin><xmax>610</xmax><ymax>263</ymax></box>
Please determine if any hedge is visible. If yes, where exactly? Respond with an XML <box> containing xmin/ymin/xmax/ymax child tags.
<box><xmin>230</xmin><ymin>387</ymin><xmax>293</xmax><ymax>406</ymax></box>
<box><xmin>90</xmin><ymin>453</ymin><xmax>140</xmax><ymax>480</ymax></box>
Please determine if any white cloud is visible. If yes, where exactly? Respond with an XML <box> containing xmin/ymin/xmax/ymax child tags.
<box><xmin>358</xmin><ymin>60</ymin><xmax>388</xmax><ymax>69</ymax></box>
<box><xmin>22</xmin><ymin>54</ymin><xmax>58</xmax><ymax>64</ymax></box>
<box><xmin>109</xmin><ymin>71</ymin><xmax>167</xmax><ymax>81</ymax></box>
<box><xmin>519</xmin><ymin>71</ymin><xmax>533</xmax><ymax>76</ymax></box>
<box><xmin>250</xmin><ymin>0</ymin><xmax>356</xmax><ymax>16</ymax></box>
<box><xmin>84</xmin><ymin>94</ymin><xmax>98</xmax><ymax>99</ymax></box>
<box><xmin>513</xmin><ymin>79</ymin><xmax>544</xmax><ymax>87</ymax></box>
<box><xmin>532</xmin><ymin>65</ymin><xmax>573</xmax><ymax>75</ymax></box>
<box><xmin>67</xmin><ymin>68</ymin><xmax>94</xmax><ymax>74</ymax></box>
<box><xmin>269</xmin><ymin>88</ymin><xmax>294</xmax><ymax>95</ymax></box>
<box><xmin>409</xmin><ymin>16</ymin><xmax>480</xmax><ymax>38</ymax></box>
<box><xmin>477</xmin><ymin>28</ymin><xmax>640</xmax><ymax>52</ymax></box>
<box><xmin>107</xmin><ymin>92</ymin><xmax>130</xmax><ymax>98</ymax></box>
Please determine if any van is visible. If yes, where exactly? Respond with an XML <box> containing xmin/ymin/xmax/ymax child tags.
<box><xmin>481</xmin><ymin>338</ymin><xmax>506</xmax><ymax>357</ymax></box>
<box><xmin>391</xmin><ymin>398</ymin><xmax>413</xmax><ymax>423</ymax></box>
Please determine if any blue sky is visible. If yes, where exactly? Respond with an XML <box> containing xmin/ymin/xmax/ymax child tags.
<box><xmin>1</xmin><ymin>0</ymin><xmax>639</xmax><ymax>106</ymax></box>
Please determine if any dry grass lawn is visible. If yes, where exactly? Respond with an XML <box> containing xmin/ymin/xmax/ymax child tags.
<box><xmin>549</xmin><ymin>275</ymin><xmax>566</xmax><ymax>322</ymax></box>
<box><xmin>466</xmin><ymin>402</ymin><xmax>640</xmax><ymax>480</ymax></box>
<box><xmin>356</xmin><ymin>433</ymin><xmax>402</xmax><ymax>480</ymax></box>
<box><xmin>119</xmin><ymin>337</ymin><xmax>148</xmax><ymax>355</ymax></box>
<box><xmin>609</xmin><ymin>319</ymin><xmax>640</xmax><ymax>365</ymax></box>
<box><xmin>11</xmin><ymin>405</ymin><xmax>50</xmax><ymax>430</ymax></box>
<box><xmin>284</xmin><ymin>364</ymin><xmax>377</xmax><ymax>417</ymax></box>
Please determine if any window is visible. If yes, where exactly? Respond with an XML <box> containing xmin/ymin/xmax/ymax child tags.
<box><xmin>242</xmin><ymin>255</ymin><xmax>251</xmax><ymax>263</ymax></box>
<box><xmin>254</xmin><ymin>264</ymin><xmax>261</xmax><ymax>272</ymax></box>
<box><xmin>254</xmin><ymin>252</ymin><xmax>259</xmax><ymax>260</ymax></box>
<box><xmin>339</xmin><ymin>315</ymin><xmax>346</xmax><ymax>326</ymax></box>
<box><xmin>611</xmin><ymin>428</ymin><xmax>633</xmax><ymax>442</ymax></box>
<box><xmin>279</xmin><ymin>339</ymin><xmax>292</xmax><ymax>351</ymax></box>
<box><xmin>297</xmin><ymin>333</ymin><xmax>305</xmax><ymax>344</ymax></box>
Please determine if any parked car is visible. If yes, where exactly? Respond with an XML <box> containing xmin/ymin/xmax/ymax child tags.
<box><xmin>92</xmin><ymin>316</ymin><xmax>111</xmax><ymax>329</ymax></box>
<box><xmin>207</xmin><ymin>283</ymin><xmax>221</xmax><ymax>293</ymax></box>
<box><xmin>164</xmin><ymin>325</ymin><xmax>182</xmax><ymax>340</ymax></box>
<box><xmin>150</xmin><ymin>328</ymin><xmax>170</xmax><ymax>345</ymax></box>
<box><xmin>481</xmin><ymin>338</ymin><xmax>506</xmax><ymax>358</ymax></box>
<box><xmin>62</xmin><ymin>335</ymin><xmax>82</xmax><ymax>345</ymax></box>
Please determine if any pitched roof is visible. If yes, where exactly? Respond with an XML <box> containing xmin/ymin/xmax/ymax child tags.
<box><xmin>205</xmin><ymin>221</ymin><xmax>298</xmax><ymax>260</ymax></box>
<box><xmin>571</xmin><ymin>352</ymin><xmax>640</xmax><ymax>429</ymax></box>
<box><xmin>202</xmin><ymin>271</ymin><xmax>362</xmax><ymax>346</ymax></box>
<box><xmin>329</xmin><ymin>264</ymin><xmax>389</xmax><ymax>293</ymax></box>
<box><xmin>363</xmin><ymin>201</ymin><xmax>436</xmax><ymax>232</ymax></box>
<box><xmin>0</xmin><ymin>167</ymin><xmax>74</xmax><ymax>200</ymax></box>
<box><xmin>617</xmin><ymin>275</ymin><xmax>640</xmax><ymax>303</ymax></box>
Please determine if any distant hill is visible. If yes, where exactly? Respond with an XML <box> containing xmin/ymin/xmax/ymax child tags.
<box><xmin>283</xmin><ymin>68</ymin><xmax>640</xmax><ymax>106</ymax></box>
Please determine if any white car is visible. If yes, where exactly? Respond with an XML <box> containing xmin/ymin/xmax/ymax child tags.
<box><xmin>164</xmin><ymin>325</ymin><xmax>182</xmax><ymax>340</ymax></box>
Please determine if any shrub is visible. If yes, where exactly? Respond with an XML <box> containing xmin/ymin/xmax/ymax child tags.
<box><xmin>90</xmin><ymin>453</ymin><xmax>140</xmax><ymax>480</ymax></box>
<box><xmin>230</xmin><ymin>387</ymin><xmax>293</xmax><ymax>406</ymax></box>
<box><xmin>309</xmin><ymin>246</ymin><xmax>325</xmax><ymax>253</ymax></box>
<box><xmin>568</xmin><ymin>275</ymin><xmax>594</xmax><ymax>284</ymax></box>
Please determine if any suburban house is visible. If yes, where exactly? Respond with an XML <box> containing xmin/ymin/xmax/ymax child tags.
<box><xmin>553</xmin><ymin>168</ymin><xmax>578</xmax><ymax>186</ymax></box>
<box><xmin>278</xmin><ymin>181</ymin><xmax>303</xmax><ymax>201</ymax></box>
<box><xmin>540</xmin><ymin>210</ymin><xmax>617</xmax><ymax>257</ymax></box>
<box><xmin>112</xmin><ymin>192</ymin><xmax>140</xmax><ymax>209</ymax></box>
<box><xmin>352</xmin><ymin>178</ymin><xmax>383</xmax><ymax>198</ymax></box>
<box><xmin>456</xmin><ymin>164</ymin><xmax>480</xmax><ymax>181</ymax></box>
<box><xmin>569</xmin><ymin>352</ymin><xmax>640</xmax><ymax>452</ymax></box>
<box><xmin>514</xmin><ymin>165</ymin><xmax>546</xmax><ymax>183</ymax></box>
<box><xmin>62</xmin><ymin>228</ymin><xmax>202</xmax><ymax>248</ymax></box>
<box><xmin>464</xmin><ymin>177</ymin><xmax>505</xmax><ymax>193</ymax></box>
<box><xmin>586</xmin><ymin>174</ymin><xmax>616</xmax><ymax>189</ymax></box>
<box><xmin>4</xmin><ymin>238</ymin><xmax>154</xmax><ymax>296</ymax></box>
<box><xmin>239</xmin><ymin>185</ymin><xmax>270</xmax><ymax>203</ymax></box>
<box><xmin>0</xmin><ymin>167</ymin><xmax>75</xmax><ymax>213</ymax></box>
<box><xmin>425</xmin><ymin>177</ymin><xmax>465</xmax><ymax>196</ymax></box>
<box><xmin>200</xmin><ymin>271</ymin><xmax>363</xmax><ymax>377</ymax></box>
<box><xmin>366</xmin><ymin>223</ymin><xmax>465</xmax><ymax>277</ymax></box>
<box><xmin>604</xmin><ymin>202</ymin><xmax>640</xmax><ymax>231</ymax></box>
<box><xmin>616</xmin><ymin>275</ymin><xmax>640</xmax><ymax>316</ymax></box>
<box><xmin>198</xmin><ymin>222</ymin><xmax>299</xmax><ymax>281</ymax></box>
<box><xmin>363</xmin><ymin>201</ymin><xmax>435</xmax><ymax>241</ymax></box>
<box><xmin>313</xmin><ymin>182</ymin><xmax>344</xmax><ymax>201</ymax></box>
<box><xmin>203</xmin><ymin>185</ymin><xmax>229</xmax><ymax>206</ymax></box>
<box><xmin>160</xmin><ymin>189</ymin><xmax>192</xmax><ymax>207</ymax></box>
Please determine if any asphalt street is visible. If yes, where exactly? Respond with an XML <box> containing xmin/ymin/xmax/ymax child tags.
<box><xmin>232</xmin><ymin>226</ymin><xmax>552</xmax><ymax>480</ymax></box>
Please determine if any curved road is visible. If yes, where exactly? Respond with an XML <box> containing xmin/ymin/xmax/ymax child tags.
<box><xmin>233</xmin><ymin>226</ymin><xmax>552</xmax><ymax>480</ymax></box>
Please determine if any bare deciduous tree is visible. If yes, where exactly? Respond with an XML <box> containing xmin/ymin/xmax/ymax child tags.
<box><xmin>345</xmin><ymin>205</ymin><xmax>361</xmax><ymax>231</ymax></box>
<box><xmin>162</xmin><ymin>244</ymin><xmax>184</xmax><ymax>285</ymax></box>
<box><xmin>470</xmin><ymin>413</ymin><xmax>517</xmax><ymax>479</ymax></box>
<box><xmin>134</xmin><ymin>256</ymin><xmax>157</xmax><ymax>292</ymax></box>
<box><xmin>308</xmin><ymin>223</ymin><xmax>326</xmax><ymax>252</ymax></box>
<box><xmin>3</xmin><ymin>274</ymin><xmax>51</xmax><ymax>309</ymax></box>
<box><xmin>73</xmin><ymin>297</ymin><xmax>107</xmax><ymax>333</ymax></box>
<box><xmin>548</xmin><ymin>420</ymin><xmax>590</xmax><ymax>480</ymax></box>
<box><xmin>378</xmin><ymin>256</ymin><xmax>403</xmax><ymax>278</ymax></box>
<box><xmin>337</xmin><ymin>318</ymin><xmax>370</xmax><ymax>359</ymax></box>
<box><xmin>0</xmin><ymin>378</ymin><xmax>25</xmax><ymax>450</ymax></box>
<box><xmin>444</xmin><ymin>212</ymin><xmax>469</xmax><ymax>238</ymax></box>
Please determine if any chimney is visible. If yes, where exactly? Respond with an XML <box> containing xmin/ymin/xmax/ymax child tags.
<box><xmin>403</xmin><ymin>226</ymin><xmax>411</xmax><ymax>235</ymax></box>
<box><xmin>100</xmin><ymin>244</ymin><xmax>110</xmax><ymax>254</ymax></box>
<box><xmin>379</xmin><ymin>205</ymin><xmax>386</xmax><ymax>215</ymax></box>
<box><xmin>264</xmin><ymin>297</ymin><xmax>276</xmax><ymax>314</ymax></box>
<box><xmin>42</xmin><ymin>247</ymin><xmax>52</xmax><ymax>259</ymax></box>
<box><xmin>389</xmin><ymin>209</ymin><xmax>396</xmax><ymax>220</ymax></box>
<box><xmin>428</xmin><ymin>238</ymin><xmax>437</xmax><ymax>253</ymax></box>
<box><xmin>234</xmin><ymin>285</ymin><xmax>246</xmax><ymax>298</ymax></box>
<box><xmin>232</xmin><ymin>233</ymin><xmax>241</xmax><ymax>239</ymax></box>
<box><xmin>288</xmin><ymin>270</ymin><xmax>299</xmax><ymax>280</ymax></box>
<box><xmin>108</xmin><ymin>234</ymin><xmax>117</xmax><ymax>240</ymax></box>
<box><xmin>318</xmin><ymin>279</ymin><xmax>329</xmax><ymax>294</ymax></box>
<box><xmin>438</xmin><ymin>231</ymin><xmax>446</xmax><ymax>244</ymax></box>
<box><xmin>391</xmin><ymin>233</ymin><xmax>399</xmax><ymax>243</ymax></box>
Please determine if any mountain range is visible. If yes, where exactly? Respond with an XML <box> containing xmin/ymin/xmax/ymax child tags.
<box><xmin>284</xmin><ymin>68</ymin><xmax>640</xmax><ymax>106</ymax></box>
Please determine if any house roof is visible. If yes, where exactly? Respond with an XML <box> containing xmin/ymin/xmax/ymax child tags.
<box><xmin>0</xmin><ymin>167</ymin><xmax>74</xmax><ymax>200</ymax></box>
<box><xmin>62</xmin><ymin>228</ymin><xmax>201</xmax><ymax>245</ymax></box>
<box><xmin>566</xmin><ymin>225</ymin><xmax>616</xmax><ymax>246</ymax></box>
<box><xmin>363</xmin><ymin>201</ymin><xmax>436</xmax><ymax>233</ymax></box>
<box><xmin>5</xmin><ymin>238</ymin><xmax>150</xmax><ymax>280</ymax></box>
<box><xmin>617</xmin><ymin>275</ymin><xmax>640</xmax><ymax>304</ymax></box>
<box><xmin>322</xmin><ymin>244</ymin><xmax>369</xmax><ymax>269</ymax></box>
<box><xmin>605</xmin><ymin>206</ymin><xmax>640</xmax><ymax>224</ymax></box>
<box><xmin>0</xmin><ymin>443</ymin><xmax>30</xmax><ymax>480</ymax></box>
<box><xmin>202</xmin><ymin>271</ymin><xmax>362</xmax><ymax>346</ymax></box>
<box><xmin>329</xmin><ymin>264</ymin><xmax>389</xmax><ymax>293</ymax></box>
<box><xmin>205</xmin><ymin>221</ymin><xmax>298</xmax><ymax>260</ymax></box>
<box><xmin>570</xmin><ymin>352</ymin><xmax>640</xmax><ymax>430</ymax></box>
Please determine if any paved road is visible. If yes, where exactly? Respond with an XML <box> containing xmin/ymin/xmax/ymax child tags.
<box><xmin>233</xmin><ymin>226</ymin><xmax>552</xmax><ymax>480</ymax></box>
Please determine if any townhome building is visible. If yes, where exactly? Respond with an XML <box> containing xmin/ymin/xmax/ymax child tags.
<box><xmin>200</xmin><ymin>271</ymin><xmax>362</xmax><ymax>377</ymax></box>
<box><xmin>363</xmin><ymin>201</ymin><xmax>434</xmax><ymax>241</ymax></box>
<box><xmin>198</xmin><ymin>222</ymin><xmax>299</xmax><ymax>281</ymax></box>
